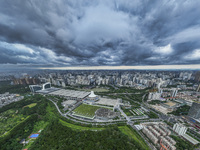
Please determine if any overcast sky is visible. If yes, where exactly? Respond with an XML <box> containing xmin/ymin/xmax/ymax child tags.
<box><xmin>0</xmin><ymin>0</ymin><xmax>200</xmax><ymax>70</ymax></box>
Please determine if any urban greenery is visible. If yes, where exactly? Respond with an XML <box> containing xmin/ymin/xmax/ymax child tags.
<box><xmin>145</xmin><ymin>111</ymin><xmax>159</xmax><ymax>118</ymax></box>
<box><xmin>170</xmin><ymin>135</ymin><xmax>195</xmax><ymax>150</ymax></box>
<box><xmin>0</xmin><ymin>85</ymin><xmax>151</xmax><ymax>150</ymax></box>
<box><xmin>168</xmin><ymin>105</ymin><xmax>191</xmax><ymax>116</ymax></box>
<box><xmin>0</xmin><ymin>84</ymin><xmax>30</xmax><ymax>94</ymax></box>
<box><xmin>118</xmin><ymin>125</ymin><xmax>149</xmax><ymax>150</ymax></box>
<box><xmin>30</xmin><ymin>120</ymin><xmax>149</xmax><ymax>150</ymax></box>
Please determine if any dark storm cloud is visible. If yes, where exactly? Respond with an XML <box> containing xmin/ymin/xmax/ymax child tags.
<box><xmin>0</xmin><ymin>0</ymin><xmax>200</xmax><ymax>67</ymax></box>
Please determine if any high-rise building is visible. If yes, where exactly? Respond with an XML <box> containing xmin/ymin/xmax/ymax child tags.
<box><xmin>171</xmin><ymin>88</ymin><xmax>178</xmax><ymax>97</ymax></box>
<box><xmin>173</xmin><ymin>123</ymin><xmax>187</xmax><ymax>135</ymax></box>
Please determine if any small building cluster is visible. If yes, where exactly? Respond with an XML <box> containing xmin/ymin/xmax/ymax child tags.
<box><xmin>0</xmin><ymin>92</ymin><xmax>24</xmax><ymax>108</ymax></box>
<box><xmin>142</xmin><ymin>122</ymin><xmax>176</xmax><ymax>150</ymax></box>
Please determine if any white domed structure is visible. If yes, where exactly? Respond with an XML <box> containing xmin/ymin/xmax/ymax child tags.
<box><xmin>89</xmin><ymin>91</ymin><xmax>96</xmax><ymax>98</ymax></box>
<box><xmin>85</xmin><ymin>91</ymin><xmax>99</xmax><ymax>102</ymax></box>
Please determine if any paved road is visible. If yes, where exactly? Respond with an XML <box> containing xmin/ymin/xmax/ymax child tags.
<box><xmin>108</xmin><ymin>92</ymin><xmax>142</xmax><ymax>95</ymax></box>
<box><xmin>118</xmin><ymin>105</ymin><xmax>130</xmax><ymax>122</ymax></box>
<box><xmin>48</xmin><ymin>99</ymin><xmax>66</xmax><ymax>117</ymax></box>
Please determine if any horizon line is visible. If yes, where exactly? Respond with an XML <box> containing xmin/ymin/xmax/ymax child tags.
<box><xmin>39</xmin><ymin>64</ymin><xmax>200</xmax><ymax>70</ymax></box>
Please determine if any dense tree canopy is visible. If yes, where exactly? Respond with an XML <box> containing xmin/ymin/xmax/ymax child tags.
<box><xmin>30</xmin><ymin>120</ymin><xmax>145</xmax><ymax>150</ymax></box>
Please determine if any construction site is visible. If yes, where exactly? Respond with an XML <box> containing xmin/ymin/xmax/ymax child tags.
<box><xmin>141</xmin><ymin>122</ymin><xmax>176</xmax><ymax>150</ymax></box>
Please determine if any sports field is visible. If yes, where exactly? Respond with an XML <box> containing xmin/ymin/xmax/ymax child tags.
<box><xmin>164</xmin><ymin>101</ymin><xmax>177</xmax><ymax>107</ymax></box>
<box><xmin>72</xmin><ymin>104</ymin><xmax>102</xmax><ymax>118</ymax></box>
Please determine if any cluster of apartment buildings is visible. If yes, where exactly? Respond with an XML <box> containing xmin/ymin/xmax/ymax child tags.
<box><xmin>7</xmin><ymin>71</ymin><xmax>199</xmax><ymax>95</ymax></box>
<box><xmin>33</xmin><ymin>71</ymin><xmax>196</xmax><ymax>89</ymax></box>
<box><xmin>148</xmin><ymin>88</ymin><xmax>179</xmax><ymax>100</ymax></box>
<box><xmin>13</xmin><ymin>77</ymin><xmax>40</xmax><ymax>85</ymax></box>
<box><xmin>142</xmin><ymin>123</ymin><xmax>176</xmax><ymax>150</ymax></box>
<box><xmin>0</xmin><ymin>92</ymin><xmax>24</xmax><ymax>108</ymax></box>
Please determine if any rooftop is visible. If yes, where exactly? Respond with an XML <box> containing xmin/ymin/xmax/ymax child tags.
<box><xmin>95</xmin><ymin>97</ymin><xmax>119</xmax><ymax>106</ymax></box>
<box><xmin>62</xmin><ymin>100</ymin><xmax>76</xmax><ymax>106</ymax></box>
<box><xmin>182</xmin><ymin>134</ymin><xmax>199</xmax><ymax>145</ymax></box>
<box><xmin>49</xmin><ymin>89</ymin><xmax>90</xmax><ymax>99</ymax></box>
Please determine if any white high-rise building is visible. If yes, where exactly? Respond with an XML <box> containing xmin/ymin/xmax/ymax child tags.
<box><xmin>173</xmin><ymin>123</ymin><xmax>187</xmax><ymax>135</ymax></box>
<box><xmin>171</xmin><ymin>88</ymin><xmax>178</xmax><ymax>97</ymax></box>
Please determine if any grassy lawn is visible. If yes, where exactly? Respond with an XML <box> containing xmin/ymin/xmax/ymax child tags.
<box><xmin>59</xmin><ymin>119</ymin><xmax>104</xmax><ymax>131</ymax></box>
<box><xmin>119</xmin><ymin>126</ymin><xmax>150</xmax><ymax>150</ymax></box>
<box><xmin>73</xmin><ymin>104</ymin><xmax>102</xmax><ymax>118</ymax></box>
<box><xmin>24</xmin><ymin>103</ymin><xmax>37</xmax><ymax>108</ymax></box>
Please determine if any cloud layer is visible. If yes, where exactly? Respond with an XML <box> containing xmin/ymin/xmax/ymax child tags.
<box><xmin>0</xmin><ymin>0</ymin><xmax>200</xmax><ymax>68</ymax></box>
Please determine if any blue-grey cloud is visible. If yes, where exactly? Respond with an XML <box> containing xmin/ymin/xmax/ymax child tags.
<box><xmin>0</xmin><ymin>0</ymin><xmax>200</xmax><ymax>68</ymax></box>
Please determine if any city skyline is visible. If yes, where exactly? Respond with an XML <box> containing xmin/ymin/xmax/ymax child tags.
<box><xmin>0</xmin><ymin>0</ymin><xmax>200</xmax><ymax>70</ymax></box>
